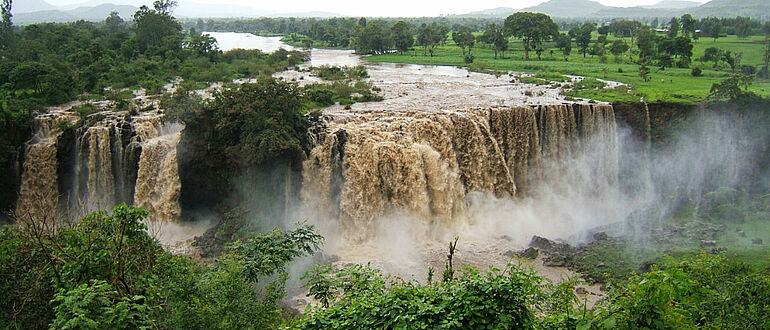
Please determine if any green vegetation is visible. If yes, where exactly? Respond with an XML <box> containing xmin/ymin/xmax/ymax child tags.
<box><xmin>0</xmin><ymin>203</ymin><xmax>322</xmax><ymax>328</ymax></box>
<box><xmin>366</xmin><ymin>15</ymin><xmax>770</xmax><ymax>103</ymax></box>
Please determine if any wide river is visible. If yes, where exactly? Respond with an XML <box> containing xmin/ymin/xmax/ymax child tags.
<box><xmin>203</xmin><ymin>32</ymin><xmax>573</xmax><ymax>111</ymax></box>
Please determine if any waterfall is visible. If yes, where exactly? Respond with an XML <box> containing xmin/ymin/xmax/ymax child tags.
<box><xmin>302</xmin><ymin>104</ymin><xmax>619</xmax><ymax>242</ymax></box>
<box><xmin>17</xmin><ymin>107</ymin><xmax>183</xmax><ymax>223</ymax></box>
<box><xmin>16</xmin><ymin>112</ymin><xmax>78</xmax><ymax>221</ymax></box>
<box><xmin>133</xmin><ymin>122</ymin><xmax>183</xmax><ymax>222</ymax></box>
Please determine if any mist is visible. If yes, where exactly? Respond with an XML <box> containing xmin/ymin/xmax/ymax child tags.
<box><xmin>278</xmin><ymin>104</ymin><xmax>768</xmax><ymax>283</ymax></box>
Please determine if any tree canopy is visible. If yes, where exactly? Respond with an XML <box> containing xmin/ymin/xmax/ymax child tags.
<box><xmin>503</xmin><ymin>12</ymin><xmax>558</xmax><ymax>60</ymax></box>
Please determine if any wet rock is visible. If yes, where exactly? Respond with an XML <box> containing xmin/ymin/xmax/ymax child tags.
<box><xmin>593</xmin><ymin>232</ymin><xmax>609</xmax><ymax>241</ymax></box>
<box><xmin>518</xmin><ymin>247</ymin><xmax>539</xmax><ymax>259</ymax></box>
<box><xmin>544</xmin><ymin>260</ymin><xmax>566</xmax><ymax>267</ymax></box>
<box><xmin>753</xmin><ymin>238</ymin><xmax>763</xmax><ymax>245</ymax></box>
<box><xmin>709</xmin><ymin>247</ymin><xmax>727</xmax><ymax>254</ymax></box>
<box><xmin>575</xmin><ymin>287</ymin><xmax>587</xmax><ymax>295</ymax></box>
<box><xmin>700</xmin><ymin>240</ymin><xmax>717</xmax><ymax>247</ymax></box>
<box><xmin>596</xmin><ymin>262</ymin><xmax>606</xmax><ymax>268</ymax></box>
<box><xmin>503</xmin><ymin>250</ymin><xmax>516</xmax><ymax>258</ymax></box>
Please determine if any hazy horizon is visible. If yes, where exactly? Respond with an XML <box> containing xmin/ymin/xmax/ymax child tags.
<box><xmin>37</xmin><ymin>0</ymin><xmax>711</xmax><ymax>17</ymax></box>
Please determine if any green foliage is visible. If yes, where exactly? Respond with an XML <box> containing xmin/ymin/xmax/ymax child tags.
<box><xmin>709</xmin><ymin>73</ymin><xmax>755</xmax><ymax>101</ymax></box>
<box><xmin>391</xmin><ymin>21</ymin><xmax>413</xmax><ymax>55</ymax></box>
<box><xmin>298</xmin><ymin>263</ymin><xmax>542</xmax><ymax>329</ymax></box>
<box><xmin>50</xmin><ymin>280</ymin><xmax>152</xmax><ymax>330</ymax></box>
<box><xmin>1</xmin><ymin>203</ymin><xmax>325</xmax><ymax>328</ymax></box>
<box><xmin>228</xmin><ymin>222</ymin><xmax>322</xmax><ymax>283</ymax></box>
<box><xmin>206</xmin><ymin>76</ymin><xmax>307</xmax><ymax>167</ymax></box>
<box><xmin>598</xmin><ymin>253</ymin><xmax>770</xmax><ymax>329</ymax></box>
<box><xmin>504</xmin><ymin>12</ymin><xmax>559</xmax><ymax>60</ymax></box>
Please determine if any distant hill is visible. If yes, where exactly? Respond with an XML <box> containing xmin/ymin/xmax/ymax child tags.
<box><xmin>642</xmin><ymin>1</ymin><xmax>701</xmax><ymax>9</ymax></box>
<box><xmin>13</xmin><ymin>3</ymin><xmax>137</xmax><ymax>24</ymax></box>
<box><xmin>689</xmin><ymin>0</ymin><xmax>770</xmax><ymax>20</ymax></box>
<box><xmin>11</xmin><ymin>0</ymin><xmax>57</xmax><ymax>14</ymax></box>
<box><xmin>461</xmin><ymin>7</ymin><xmax>517</xmax><ymax>17</ymax></box>
<box><xmin>519</xmin><ymin>0</ymin><xmax>608</xmax><ymax>18</ymax></box>
<box><xmin>462</xmin><ymin>0</ymin><xmax>769</xmax><ymax>20</ymax></box>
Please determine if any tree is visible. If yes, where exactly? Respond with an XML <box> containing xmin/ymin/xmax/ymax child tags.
<box><xmin>668</xmin><ymin>17</ymin><xmax>681</xmax><ymax>38</ymax></box>
<box><xmin>132</xmin><ymin>0</ymin><xmax>183</xmax><ymax>58</ymax></box>
<box><xmin>103</xmin><ymin>10</ymin><xmax>124</xmax><ymax>34</ymax></box>
<box><xmin>391</xmin><ymin>21</ymin><xmax>413</xmax><ymax>55</ymax></box>
<box><xmin>681</xmin><ymin>14</ymin><xmax>696</xmax><ymax>39</ymax></box>
<box><xmin>354</xmin><ymin>20</ymin><xmax>392</xmax><ymax>55</ymax></box>
<box><xmin>636</xmin><ymin>26</ymin><xmax>656</xmax><ymax>63</ymax></box>
<box><xmin>555</xmin><ymin>33</ymin><xmax>572</xmax><ymax>60</ymax></box>
<box><xmin>0</xmin><ymin>0</ymin><xmax>12</xmax><ymax>57</ymax></box>
<box><xmin>709</xmin><ymin>73</ymin><xmax>754</xmax><ymax>101</ymax></box>
<box><xmin>610</xmin><ymin>39</ymin><xmax>629</xmax><ymax>62</ymax></box>
<box><xmin>702</xmin><ymin>47</ymin><xmax>723</xmax><ymax>68</ymax></box>
<box><xmin>482</xmin><ymin>23</ymin><xmax>507</xmax><ymax>59</ymax></box>
<box><xmin>503</xmin><ymin>12</ymin><xmax>558</xmax><ymax>61</ymax></box>
<box><xmin>701</xmin><ymin>17</ymin><xmax>722</xmax><ymax>41</ymax></box>
<box><xmin>452</xmin><ymin>25</ymin><xmax>475</xmax><ymax>55</ymax></box>
<box><xmin>735</xmin><ymin>16</ymin><xmax>752</xmax><ymax>39</ymax></box>
<box><xmin>609</xmin><ymin>20</ymin><xmax>643</xmax><ymax>62</ymax></box>
<box><xmin>186</xmin><ymin>31</ymin><xmax>220</xmax><ymax>60</ymax></box>
<box><xmin>417</xmin><ymin>24</ymin><xmax>440</xmax><ymax>57</ymax></box>
<box><xmin>571</xmin><ymin>22</ymin><xmax>595</xmax><ymax>58</ymax></box>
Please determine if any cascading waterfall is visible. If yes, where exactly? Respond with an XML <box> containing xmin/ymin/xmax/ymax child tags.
<box><xmin>133</xmin><ymin>121</ymin><xmax>183</xmax><ymax>222</ymax></box>
<box><xmin>16</xmin><ymin>107</ymin><xmax>183</xmax><ymax>223</ymax></box>
<box><xmin>302</xmin><ymin>104</ymin><xmax>618</xmax><ymax>242</ymax></box>
<box><xmin>16</xmin><ymin>112</ymin><xmax>79</xmax><ymax>221</ymax></box>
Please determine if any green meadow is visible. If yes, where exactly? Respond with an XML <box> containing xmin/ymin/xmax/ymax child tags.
<box><xmin>368</xmin><ymin>34</ymin><xmax>770</xmax><ymax>103</ymax></box>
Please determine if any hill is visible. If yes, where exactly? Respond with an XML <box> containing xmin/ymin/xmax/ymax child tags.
<box><xmin>519</xmin><ymin>0</ymin><xmax>608</xmax><ymax>18</ymax></box>
<box><xmin>689</xmin><ymin>0</ymin><xmax>770</xmax><ymax>20</ymax></box>
<box><xmin>11</xmin><ymin>0</ymin><xmax>57</xmax><ymax>14</ymax></box>
<box><xmin>642</xmin><ymin>0</ymin><xmax>701</xmax><ymax>9</ymax></box>
<box><xmin>13</xmin><ymin>3</ymin><xmax>137</xmax><ymax>24</ymax></box>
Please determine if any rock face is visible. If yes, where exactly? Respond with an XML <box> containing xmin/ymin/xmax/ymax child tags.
<box><xmin>302</xmin><ymin>104</ymin><xmax>618</xmax><ymax>243</ymax></box>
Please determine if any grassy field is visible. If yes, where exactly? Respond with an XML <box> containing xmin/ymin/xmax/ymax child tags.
<box><xmin>367</xmin><ymin>34</ymin><xmax>770</xmax><ymax>103</ymax></box>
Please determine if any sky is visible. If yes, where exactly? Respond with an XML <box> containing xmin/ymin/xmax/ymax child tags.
<box><xmin>42</xmin><ymin>0</ymin><xmax>711</xmax><ymax>17</ymax></box>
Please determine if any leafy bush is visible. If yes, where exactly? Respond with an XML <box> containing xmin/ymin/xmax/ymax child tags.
<box><xmin>298</xmin><ymin>264</ymin><xmax>542</xmax><ymax>329</ymax></box>
<box><xmin>691</xmin><ymin>67</ymin><xmax>703</xmax><ymax>77</ymax></box>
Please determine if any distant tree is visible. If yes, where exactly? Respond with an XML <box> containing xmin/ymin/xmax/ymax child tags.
<box><xmin>390</xmin><ymin>21</ymin><xmax>413</xmax><ymax>55</ymax></box>
<box><xmin>104</xmin><ymin>10</ymin><xmax>124</xmax><ymax>34</ymax></box>
<box><xmin>186</xmin><ymin>31</ymin><xmax>220</xmax><ymax>60</ymax></box>
<box><xmin>681</xmin><ymin>14</ymin><xmax>696</xmax><ymax>39</ymax></box>
<box><xmin>358</xmin><ymin>17</ymin><xmax>366</xmax><ymax>27</ymax></box>
<box><xmin>436</xmin><ymin>24</ymin><xmax>450</xmax><ymax>46</ymax></box>
<box><xmin>735</xmin><ymin>17</ymin><xmax>752</xmax><ymax>39</ymax></box>
<box><xmin>555</xmin><ymin>33</ymin><xmax>571</xmax><ymax>60</ymax></box>
<box><xmin>668</xmin><ymin>17</ymin><xmax>681</xmax><ymax>38</ymax></box>
<box><xmin>417</xmin><ymin>24</ymin><xmax>440</xmax><ymax>57</ymax></box>
<box><xmin>609</xmin><ymin>39</ymin><xmax>629</xmax><ymax>61</ymax></box>
<box><xmin>503</xmin><ymin>12</ymin><xmax>558</xmax><ymax>61</ymax></box>
<box><xmin>132</xmin><ymin>0</ymin><xmax>183</xmax><ymax>58</ymax></box>
<box><xmin>354</xmin><ymin>20</ymin><xmax>392</xmax><ymax>55</ymax></box>
<box><xmin>609</xmin><ymin>20</ymin><xmax>643</xmax><ymax>61</ymax></box>
<box><xmin>702</xmin><ymin>47</ymin><xmax>723</xmax><ymax>68</ymax></box>
<box><xmin>701</xmin><ymin>17</ymin><xmax>722</xmax><ymax>41</ymax></box>
<box><xmin>452</xmin><ymin>25</ymin><xmax>475</xmax><ymax>55</ymax></box>
<box><xmin>571</xmin><ymin>22</ymin><xmax>595</xmax><ymax>58</ymax></box>
<box><xmin>597</xmin><ymin>25</ymin><xmax>610</xmax><ymax>36</ymax></box>
<box><xmin>636</xmin><ymin>26</ymin><xmax>656</xmax><ymax>63</ymax></box>
<box><xmin>709</xmin><ymin>73</ymin><xmax>754</xmax><ymax>101</ymax></box>
<box><xmin>0</xmin><ymin>0</ymin><xmax>12</xmax><ymax>57</ymax></box>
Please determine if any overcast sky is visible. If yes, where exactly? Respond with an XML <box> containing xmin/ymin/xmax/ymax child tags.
<box><xmin>42</xmin><ymin>0</ymin><xmax>711</xmax><ymax>17</ymax></box>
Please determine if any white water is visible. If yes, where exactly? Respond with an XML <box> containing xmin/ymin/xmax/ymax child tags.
<box><xmin>202</xmin><ymin>32</ymin><xmax>294</xmax><ymax>53</ymax></box>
